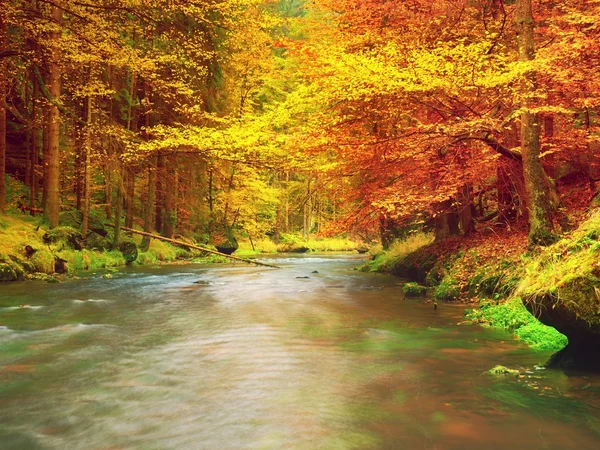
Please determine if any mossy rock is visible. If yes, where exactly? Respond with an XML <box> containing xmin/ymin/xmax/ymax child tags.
<box><xmin>43</xmin><ymin>226</ymin><xmax>84</xmax><ymax>250</ymax></box>
<box><xmin>487</xmin><ymin>365</ymin><xmax>520</xmax><ymax>377</ymax></box>
<box><xmin>85</xmin><ymin>232</ymin><xmax>112</xmax><ymax>251</ymax></box>
<box><xmin>516</xmin><ymin>212</ymin><xmax>600</xmax><ymax>369</ymax></box>
<box><xmin>403</xmin><ymin>282</ymin><xmax>427</xmax><ymax>297</ymax></box>
<box><xmin>356</xmin><ymin>244</ymin><xmax>369</xmax><ymax>254</ymax></box>
<box><xmin>30</xmin><ymin>250</ymin><xmax>56</xmax><ymax>274</ymax></box>
<box><xmin>210</xmin><ymin>227</ymin><xmax>239</xmax><ymax>255</ymax></box>
<box><xmin>118</xmin><ymin>241</ymin><xmax>138</xmax><ymax>264</ymax></box>
<box><xmin>0</xmin><ymin>263</ymin><xmax>18</xmax><ymax>282</ymax></box>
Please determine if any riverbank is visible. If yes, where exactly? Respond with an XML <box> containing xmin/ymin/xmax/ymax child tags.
<box><xmin>0</xmin><ymin>213</ymin><xmax>362</xmax><ymax>282</ymax></box>
<box><xmin>360</xmin><ymin>212</ymin><xmax>600</xmax><ymax>360</ymax></box>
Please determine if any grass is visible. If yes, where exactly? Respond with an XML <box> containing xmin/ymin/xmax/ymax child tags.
<box><xmin>360</xmin><ymin>233</ymin><xmax>434</xmax><ymax>272</ymax></box>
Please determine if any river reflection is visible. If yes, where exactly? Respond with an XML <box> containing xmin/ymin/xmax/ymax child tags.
<box><xmin>1</xmin><ymin>254</ymin><xmax>599</xmax><ymax>449</ymax></box>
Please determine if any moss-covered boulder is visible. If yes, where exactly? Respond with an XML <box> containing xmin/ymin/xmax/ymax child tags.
<box><xmin>403</xmin><ymin>282</ymin><xmax>427</xmax><ymax>297</ymax></box>
<box><xmin>276</xmin><ymin>234</ymin><xmax>309</xmax><ymax>253</ymax></box>
<box><xmin>210</xmin><ymin>226</ymin><xmax>239</xmax><ymax>255</ymax></box>
<box><xmin>118</xmin><ymin>241</ymin><xmax>138</xmax><ymax>264</ymax></box>
<box><xmin>43</xmin><ymin>226</ymin><xmax>84</xmax><ymax>250</ymax></box>
<box><xmin>517</xmin><ymin>211</ymin><xmax>600</xmax><ymax>370</ymax></box>
<box><xmin>0</xmin><ymin>263</ymin><xmax>18</xmax><ymax>282</ymax></box>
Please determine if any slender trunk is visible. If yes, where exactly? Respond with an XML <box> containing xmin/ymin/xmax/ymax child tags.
<box><xmin>515</xmin><ymin>0</ymin><xmax>555</xmax><ymax>246</ymax></box>
<box><xmin>163</xmin><ymin>155</ymin><xmax>176</xmax><ymax>239</ymax></box>
<box><xmin>81</xmin><ymin>96</ymin><xmax>92</xmax><ymax>238</ymax></box>
<box><xmin>155</xmin><ymin>151</ymin><xmax>164</xmax><ymax>234</ymax></box>
<box><xmin>105</xmin><ymin>168</ymin><xmax>112</xmax><ymax>220</ymax></box>
<box><xmin>113</xmin><ymin>170</ymin><xmax>123</xmax><ymax>247</ymax></box>
<box><xmin>30</xmin><ymin>61</ymin><xmax>39</xmax><ymax>211</ymax></box>
<box><xmin>125</xmin><ymin>170</ymin><xmax>135</xmax><ymax>229</ymax></box>
<box><xmin>141</xmin><ymin>156</ymin><xmax>157</xmax><ymax>250</ymax></box>
<box><xmin>285</xmin><ymin>171</ymin><xmax>289</xmax><ymax>233</ymax></box>
<box><xmin>0</xmin><ymin>11</ymin><xmax>7</xmax><ymax>214</ymax></box>
<box><xmin>45</xmin><ymin>4</ymin><xmax>62</xmax><ymax>228</ymax></box>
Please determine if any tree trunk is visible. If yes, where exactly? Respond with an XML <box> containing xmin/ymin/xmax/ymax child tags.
<box><xmin>155</xmin><ymin>151</ymin><xmax>165</xmax><ymax>234</ymax></box>
<box><xmin>141</xmin><ymin>155</ymin><xmax>157</xmax><ymax>250</ymax></box>
<box><xmin>81</xmin><ymin>96</ymin><xmax>92</xmax><ymax>238</ymax></box>
<box><xmin>457</xmin><ymin>184</ymin><xmax>473</xmax><ymax>235</ymax></box>
<box><xmin>45</xmin><ymin>4</ymin><xmax>62</xmax><ymax>228</ymax></box>
<box><xmin>163</xmin><ymin>155</ymin><xmax>176</xmax><ymax>239</ymax></box>
<box><xmin>112</xmin><ymin>170</ymin><xmax>123</xmax><ymax>247</ymax></box>
<box><xmin>125</xmin><ymin>169</ymin><xmax>135</xmax><ymax>229</ymax></box>
<box><xmin>0</xmin><ymin>12</ymin><xmax>7</xmax><ymax>214</ymax></box>
<box><xmin>515</xmin><ymin>0</ymin><xmax>555</xmax><ymax>246</ymax></box>
<box><xmin>433</xmin><ymin>199</ymin><xmax>459</xmax><ymax>242</ymax></box>
<box><xmin>30</xmin><ymin>60</ymin><xmax>39</xmax><ymax>212</ymax></box>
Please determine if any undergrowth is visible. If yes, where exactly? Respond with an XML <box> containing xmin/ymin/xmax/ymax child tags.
<box><xmin>360</xmin><ymin>233</ymin><xmax>434</xmax><ymax>272</ymax></box>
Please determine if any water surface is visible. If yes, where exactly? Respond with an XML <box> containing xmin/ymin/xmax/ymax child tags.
<box><xmin>1</xmin><ymin>254</ymin><xmax>599</xmax><ymax>449</ymax></box>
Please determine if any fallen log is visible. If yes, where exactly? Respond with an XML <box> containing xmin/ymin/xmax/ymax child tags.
<box><xmin>103</xmin><ymin>224</ymin><xmax>280</xmax><ymax>269</ymax></box>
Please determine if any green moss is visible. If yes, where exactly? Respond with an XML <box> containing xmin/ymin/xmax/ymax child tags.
<box><xmin>30</xmin><ymin>250</ymin><xmax>55</xmax><ymax>274</ymax></box>
<box><xmin>487</xmin><ymin>365</ymin><xmax>520</xmax><ymax>376</ymax></box>
<box><xmin>403</xmin><ymin>282</ymin><xmax>427</xmax><ymax>297</ymax></box>
<box><xmin>0</xmin><ymin>263</ymin><xmax>18</xmax><ymax>281</ymax></box>
<box><xmin>465</xmin><ymin>297</ymin><xmax>568</xmax><ymax>351</ymax></box>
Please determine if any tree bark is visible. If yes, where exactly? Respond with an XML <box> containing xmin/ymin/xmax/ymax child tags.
<box><xmin>45</xmin><ymin>3</ymin><xmax>62</xmax><ymax>227</ymax></box>
<box><xmin>81</xmin><ymin>96</ymin><xmax>92</xmax><ymax>238</ymax></box>
<box><xmin>515</xmin><ymin>0</ymin><xmax>556</xmax><ymax>246</ymax></box>
<box><xmin>0</xmin><ymin>11</ymin><xmax>7</xmax><ymax>214</ymax></box>
<box><xmin>141</xmin><ymin>155</ymin><xmax>157</xmax><ymax>250</ymax></box>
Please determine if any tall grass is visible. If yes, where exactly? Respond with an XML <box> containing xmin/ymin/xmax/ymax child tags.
<box><xmin>364</xmin><ymin>232</ymin><xmax>434</xmax><ymax>272</ymax></box>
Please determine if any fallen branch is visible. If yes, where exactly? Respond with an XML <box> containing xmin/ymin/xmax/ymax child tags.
<box><xmin>104</xmin><ymin>224</ymin><xmax>280</xmax><ymax>269</ymax></box>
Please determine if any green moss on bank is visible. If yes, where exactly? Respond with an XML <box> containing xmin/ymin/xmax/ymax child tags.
<box><xmin>465</xmin><ymin>298</ymin><xmax>567</xmax><ymax>351</ymax></box>
<box><xmin>516</xmin><ymin>210</ymin><xmax>600</xmax><ymax>327</ymax></box>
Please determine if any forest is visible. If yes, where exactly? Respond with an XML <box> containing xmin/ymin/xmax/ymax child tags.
<box><xmin>1</xmin><ymin>1</ymin><xmax>600</xmax><ymax>360</ymax></box>
<box><xmin>4</xmin><ymin>2</ymin><xmax>600</xmax><ymax>447</ymax></box>
<box><xmin>1</xmin><ymin>0</ymin><xmax>599</xmax><ymax>247</ymax></box>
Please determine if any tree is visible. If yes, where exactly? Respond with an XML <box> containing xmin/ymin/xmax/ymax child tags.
<box><xmin>0</xmin><ymin>8</ymin><xmax>7</xmax><ymax>214</ymax></box>
<box><xmin>515</xmin><ymin>0</ymin><xmax>556</xmax><ymax>246</ymax></box>
<box><xmin>45</xmin><ymin>3</ymin><xmax>62</xmax><ymax>228</ymax></box>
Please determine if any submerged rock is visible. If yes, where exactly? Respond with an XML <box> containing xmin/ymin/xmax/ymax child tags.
<box><xmin>487</xmin><ymin>365</ymin><xmax>520</xmax><ymax>377</ymax></box>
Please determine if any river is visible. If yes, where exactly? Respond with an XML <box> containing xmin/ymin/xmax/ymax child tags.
<box><xmin>1</xmin><ymin>254</ymin><xmax>599</xmax><ymax>449</ymax></box>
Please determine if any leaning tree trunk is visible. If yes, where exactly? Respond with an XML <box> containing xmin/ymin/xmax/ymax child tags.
<box><xmin>515</xmin><ymin>0</ymin><xmax>555</xmax><ymax>246</ymax></box>
<box><xmin>45</xmin><ymin>3</ymin><xmax>62</xmax><ymax>228</ymax></box>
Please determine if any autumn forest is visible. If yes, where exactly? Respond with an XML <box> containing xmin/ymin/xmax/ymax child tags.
<box><xmin>4</xmin><ymin>1</ymin><xmax>600</xmax><ymax>446</ymax></box>
<box><xmin>0</xmin><ymin>0</ymin><xmax>598</xmax><ymax>251</ymax></box>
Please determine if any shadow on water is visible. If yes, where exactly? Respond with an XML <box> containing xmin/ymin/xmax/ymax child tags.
<box><xmin>1</xmin><ymin>254</ymin><xmax>600</xmax><ymax>449</ymax></box>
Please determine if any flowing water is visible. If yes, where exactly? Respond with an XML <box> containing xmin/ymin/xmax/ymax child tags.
<box><xmin>1</xmin><ymin>254</ymin><xmax>600</xmax><ymax>450</ymax></box>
